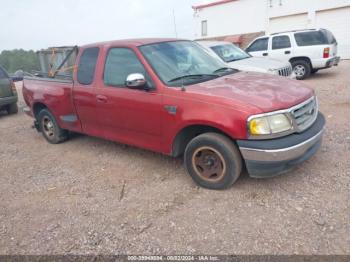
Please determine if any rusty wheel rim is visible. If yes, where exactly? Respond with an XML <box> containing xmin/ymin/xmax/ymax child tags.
<box><xmin>42</xmin><ymin>116</ymin><xmax>55</xmax><ymax>138</ymax></box>
<box><xmin>192</xmin><ymin>146</ymin><xmax>226</xmax><ymax>182</ymax></box>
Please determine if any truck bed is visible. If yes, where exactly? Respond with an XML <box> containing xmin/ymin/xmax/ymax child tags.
<box><xmin>23</xmin><ymin>76</ymin><xmax>82</xmax><ymax>133</ymax></box>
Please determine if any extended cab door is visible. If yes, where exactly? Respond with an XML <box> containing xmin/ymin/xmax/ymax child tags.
<box><xmin>95</xmin><ymin>47</ymin><xmax>163</xmax><ymax>152</ymax></box>
<box><xmin>246</xmin><ymin>37</ymin><xmax>269</xmax><ymax>57</ymax></box>
<box><xmin>269</xmin><ymin>35</ymin><xmax>293</xmax><ymax>62</ymax></box>
<box><xmin>72</xmin><ymin>47</ymin><xmax>100</xmax><ymax>136</ymax></box>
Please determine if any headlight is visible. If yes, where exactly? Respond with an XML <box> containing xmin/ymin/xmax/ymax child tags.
<box><xmin>249</xmin><ymin>113</ymin><xmax>293</xmax><ymax>137</ymax></box>
<box><xmin>268</xmin><ymin>69</ymin><xmax>279</xmax><ymax>75</ymax></box>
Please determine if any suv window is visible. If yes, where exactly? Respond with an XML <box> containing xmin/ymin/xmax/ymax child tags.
<box><xmin>77</xmin><ymin>47</ymin><xmax>99</xmax><ymax>85</ymax></box>
<box><xmin>0</xmin><ymin>67</ymin><xmax>8</xmax><ymax>79</ymax></box>
<box><xmin>104</xmin><ymin>48</ymin><xmax>148</xmax><ymax>87</ymax></box>
<box><xmin>272</xmin><ymin>35</ymin><xmax>291</xmax><ymax>49</ymax></box>
<box><xmin>247</xmin><ymin>38</ymin><xmax>268</xmax><ymax>52</ymax></box>
<box><xmin>321</xmin><ymin>29</ymin><xmax>337</xmax><ymax>44</ymax></box>
<box><xmin>294</xmin><ymin>31</ymin><xmax>328</xmax><ymax>46</ymax></box>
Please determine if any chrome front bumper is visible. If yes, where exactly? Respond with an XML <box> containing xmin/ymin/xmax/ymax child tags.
<box><xmin>237</xmin><ymin>113</ymin><xmax>325</xmax><ymax>178</ymax></box>
<box><xmin>240</xmin><ymin>128</ymin><xmax>324</xmax><ymax>162</ymax></box>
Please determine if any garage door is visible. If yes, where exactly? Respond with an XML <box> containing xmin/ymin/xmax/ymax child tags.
<box><xmin>316</xmin><ymin>6</ymin><xmax>350</xmax><ymax>59</ymax></box>
<box><xmin>269</xmin><ymin>13</ymin><xmax>308</xmax><ymax>34</ymax></box>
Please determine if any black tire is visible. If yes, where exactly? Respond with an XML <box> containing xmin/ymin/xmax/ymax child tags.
<box><xmin>37</xmin><ymin>109</ymin><xmax>68</xmax><ymax>144</ymax></box>
<box><xmin>311</xmin><ymin>69</ymin><xmax>319</xmax><ymax>74</ymax></box>
<box><xmin>291</xmin><ymin>60</ymin><xmax>311</xmax><ymax>80</ymax></box>
<box><xmin>184</xmin><ymin>133</ymin><xmax>242</xmax><ymax>190</ymax></box>
<box><xmin>7</xmin><ymin>103</ymin><xmax>18</xmax><ymax>114</ymax></box>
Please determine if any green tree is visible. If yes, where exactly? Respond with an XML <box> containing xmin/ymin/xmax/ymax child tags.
<box><xmin>0</xmin><ymin>49</ymin><xmax>40</xmax><ymax>73</ymax></box>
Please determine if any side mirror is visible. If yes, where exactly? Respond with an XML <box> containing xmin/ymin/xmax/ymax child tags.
<box><xmin>126</xmin><ymin>73</ymin><xmax>147</xmax><ymax>89</ymax></box>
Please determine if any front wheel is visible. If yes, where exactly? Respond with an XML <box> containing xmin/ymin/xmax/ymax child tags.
<box><xmin>184</xmin><ymin>133</ymin><xmax>242</xmax><ymax>190</ymax></box>
<box><xmin>37</xmin><ymin>109</ymin><xmax>68</xmax><ymax>144</ymax></box>
<box><xmin>292</xmin><ymin>60</ymin><xmax>311</xmax><ymax>80</ymax></box>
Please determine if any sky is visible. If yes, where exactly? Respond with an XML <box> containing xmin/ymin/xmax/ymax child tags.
<box><xmin>0</xmin><ymin>0</ymin><xmax>210</xmax><ymax>52</ymax></box>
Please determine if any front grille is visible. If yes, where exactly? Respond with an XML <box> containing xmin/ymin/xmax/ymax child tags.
<box><xmin>278</xmin><ymin>66</ymin><xmax>292</xmax><ymax>77</ymax></box>
<box><xmin>291</xmin><ymin>97</ymin><xmax>318</xmax><ymax>132</ymax></box>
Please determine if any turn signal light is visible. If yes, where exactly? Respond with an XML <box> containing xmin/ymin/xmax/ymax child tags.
<box><xmin>10</xmin><ymin>80</ymin><xmax>17</xmax><ymax>93</ymax></box>
<box><xmin>323</xmin><ymin>47</ymin><xmax>330</xmax><ymax>58</ymax></box>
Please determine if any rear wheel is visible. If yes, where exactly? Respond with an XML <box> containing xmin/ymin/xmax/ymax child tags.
<box><xmin>7</xmin><ymin>103</ymin><xmax>18</xmax><ymax>114</ymax></box>
<box><xmin>37</xmin><ymin>109</ymin><xmax>68</xmax><ymax>144</ymax></box>
<box><xmin>184</xmin><ymin>133</ymin><xmax>242</xmax><ymax>190</ymax></box>
<box><xmin>292</xmin><ymin>60</ymin><xmax>311</xmax><ymax>80</ymax></box>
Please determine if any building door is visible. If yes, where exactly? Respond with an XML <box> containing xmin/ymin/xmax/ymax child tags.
<box><xmin>316</xmin><ymin>7</ymin><xmax>350</xmax><ymax>59</ymax></box>
<box><xmin>269</xmin><ymin>13</ymin><xmax>309</xmax><ymax>34</ymax></box>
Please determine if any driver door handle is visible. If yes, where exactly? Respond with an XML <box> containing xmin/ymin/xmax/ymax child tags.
<box><xmin>96</xmin><ymin>95</ymin><xmax>107</xmax><ymax>103</ymax></box>
<box><xmin>285</xmin><ymin>50</ymin><xmax>291</xmax><ymax>54</ymax></box>
<box><xmin>263</xmin><ymin>53</ymin><xmax>268</xmax><ymax>56</ymax></box>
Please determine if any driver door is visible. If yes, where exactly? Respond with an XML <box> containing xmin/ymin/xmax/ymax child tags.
<box><xmin>95</xmin><ymin>47</ymin><xmax>163</xmax><ymax>152</ymax></box>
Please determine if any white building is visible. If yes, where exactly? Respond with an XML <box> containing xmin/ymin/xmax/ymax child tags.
<box><xmin>193</xmin><ymin>0</ymin><xmax>350</xmax><ymax>58</ymax></box>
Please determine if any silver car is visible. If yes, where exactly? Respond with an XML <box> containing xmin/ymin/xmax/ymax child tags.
<box><xmin>197</xmin><ymin>41</ymin><xmax>294</xmax><ymax>78</ymax></box>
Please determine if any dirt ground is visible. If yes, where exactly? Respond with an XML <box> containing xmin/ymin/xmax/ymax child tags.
<box><xmin>0</xmin><ymin>62</ymin><xmax>349</xmax><ymax>255</ymax></box>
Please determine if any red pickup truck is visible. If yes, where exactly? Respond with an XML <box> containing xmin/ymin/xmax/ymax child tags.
<box><xmin>23</xmin><ymin>39</ymin><xmax>325</xmax><ymax>189</ymax></box>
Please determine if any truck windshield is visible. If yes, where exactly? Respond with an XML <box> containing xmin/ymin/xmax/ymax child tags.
<box><xmin>139</xmin><ymin>41</ymin><xmax>236</xmax><ymax>87</ymax></box>
<box><xmin>211</xmin><ymin>43</ymin><xmax>251</xmax><ymax>63</ymax></box>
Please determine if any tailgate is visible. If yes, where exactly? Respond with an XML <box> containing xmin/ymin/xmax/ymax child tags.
<box><xmin>330</xmin><ymin>43</ymin><xmax>338</xmax><ymax>57</ymax></box>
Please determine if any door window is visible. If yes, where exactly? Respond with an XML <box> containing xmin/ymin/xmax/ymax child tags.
<box><xmin>246</xmin><ymin>38</ymin><xmax>269</xmax><ymax>52</ymax></box>
<box><xmin>272</xmin><ymin>35</ymin><xmax>291</xmax><ymax>49</ymax></box>
<box><xmin>104</xmin><ymin>48</ymin><xmax>149</xmax><ymax>87</ymax></box>
<box><xmin>201</xmin><ymin>20</ymin><xmax>208</xmax><ymax>37</ymax></box>
<box><xmin>77</xmin><ymin>47</ymin><xmax>99</xmax><ymax>85</ymax></box>
<box><xmin>0</xmin><ymin>67</ymin><xmax>8</xmax><ymax>79</ymax></box>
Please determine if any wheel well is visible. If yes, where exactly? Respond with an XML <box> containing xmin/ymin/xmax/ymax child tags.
<box><xmin>289</xmin><ymin>57</ymin><xmax>313</xmax><ymax>69</ymax></box>
<box><xmin>171</xmin><ymin>125</ymin><xmax>233</xmax><ymax>157</ymax></box>
<box><xmin>33</xmin><ymin>102</ymin><xmax>48</xmax><ymax>119</ymax></box>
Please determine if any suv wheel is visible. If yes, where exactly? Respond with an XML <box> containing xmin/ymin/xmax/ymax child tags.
<box><xmin>37</xmin><ymin>109</ymin><xmax>68</xmax><ymax>144</ymax></box>
<box><xmin>184</xmin><ymin>133</ymin><xmax>242</xmax><ymax>190</ymax></box>
<box><xmin>292</xmin><ymin>60</ymin><xmax>311</xmax><ymax>80</ymax></box>
<box><xmin>7</xmin><ymin>103</ymin><xmax>18</xmax><ymax>114</ymax></box>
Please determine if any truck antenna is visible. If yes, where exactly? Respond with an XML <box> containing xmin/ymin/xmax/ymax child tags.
<box><xmin>172</xmin><ymin>9</ymin><xmax>178</xmax><ymax>38</ymax></box>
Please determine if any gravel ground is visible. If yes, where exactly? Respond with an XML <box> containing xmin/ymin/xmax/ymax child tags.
<box><xmin>0</xmin><ymin>62</ymin><xmax>349</xmax><ymax>255</ymax></box>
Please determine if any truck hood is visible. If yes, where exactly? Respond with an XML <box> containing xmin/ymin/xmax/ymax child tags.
<box><xmin>186</xmin><ymin>71</ymin><xmax>313</xmax><ymax>113</ymax></box>
<box><xmin>227</xmin><ymin>57</ymin><xmax>290</xmax><ymax>73</ymax></box>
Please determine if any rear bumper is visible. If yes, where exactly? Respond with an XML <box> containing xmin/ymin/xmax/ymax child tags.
<box><xmin>0</xmin><ymin>95</ymin><xmax>17</xmax><ymax>107</ymax></box>
<box><xmin>237</xmin><ymin>113</ymin><xmax>325</xmax><ymax>178</ymax></box>
<box><xmin>313</xmin><ymin>56</ymin><xmax>340</xmax><ymax>69</ymax></box>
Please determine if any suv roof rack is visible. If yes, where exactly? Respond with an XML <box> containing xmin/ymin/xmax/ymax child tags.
<box><xmin>270</xmin><ymin>28</ymin><xmax>318</xmax><ymax>36</ymax></box>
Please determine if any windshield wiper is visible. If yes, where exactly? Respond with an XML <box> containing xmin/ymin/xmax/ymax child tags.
<box><xmin>227</xmin><ymin>57</ymin><xmax>248</xmax><ymax>62</ymax></box>
<box><xmin>212</xmin><ymin>67</ymin><xmax>236</xmax><ymax>74</ymax></box>
<box><xmin>168</xmin><ymin>74</ymin><xmax>218</xmax><ymax>83</ymax></box>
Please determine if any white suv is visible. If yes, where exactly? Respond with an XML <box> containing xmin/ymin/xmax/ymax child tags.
<box><xmin>197</xmin><ymin>41</ymin><xmax>293</xmax><ymax>78</ymax></box>
<box><xmin>246</xmin><ymin>29</ymin><xmax>340</xmax><ymax>80</ymax></box>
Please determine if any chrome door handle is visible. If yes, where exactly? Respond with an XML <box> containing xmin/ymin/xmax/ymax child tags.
<box><xmin>96</xmin><ymin>95</ymin><xmax>107</xmax><ymax>103</ymax></box>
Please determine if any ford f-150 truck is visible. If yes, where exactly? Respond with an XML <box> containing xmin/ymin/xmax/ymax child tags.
<box><xmin>23</xmin><ymin>39</ymin><xmax>325</xmax><ymax>189</ymax></box>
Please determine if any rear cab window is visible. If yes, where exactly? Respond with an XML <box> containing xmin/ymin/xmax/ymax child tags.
<box><xmin>272</xmin><ymin>35</ymin><xmax>291</xmax><ymax>49</ymax></box>
<box><xmin>77</xmin><ymin>47</ymin><xmax>99</xmax><ymax>85</ymax></box>
<box><xmin>247</xmin><ymin>38</ymin><xmax>269</xmax><ymax>52</ymax></box>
